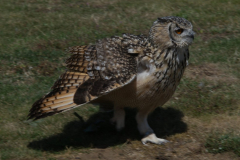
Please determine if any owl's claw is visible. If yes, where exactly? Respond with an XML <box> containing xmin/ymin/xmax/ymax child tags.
<box><xmin>141</xmin><ymin>133</ymin><xmax>169</xmax><ymax>145</ymax></box>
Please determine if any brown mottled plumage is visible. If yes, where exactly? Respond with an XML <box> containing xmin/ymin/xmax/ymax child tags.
<box><xmin>29</xmin><ymin>16</ymin><xmax>194</xmax><ymax>144</ymax></box>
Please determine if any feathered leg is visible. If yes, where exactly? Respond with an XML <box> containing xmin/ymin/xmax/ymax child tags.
<box><xmin>136</xmin><ymin>110</ymin><xmax>169</xmax><ymax>145</ymax></box>
<box><xmin>111</xmin><ymin>106</ymin><xmax>125</xmax><ymax>131</ymax></box>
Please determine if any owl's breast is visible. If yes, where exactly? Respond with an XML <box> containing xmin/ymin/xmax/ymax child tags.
<box><xmin>135</xmin><ymin>50</ymin><xmax>187</xmax><ymax>106</ymax></box>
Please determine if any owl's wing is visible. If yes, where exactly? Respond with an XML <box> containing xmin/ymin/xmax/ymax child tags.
<box><xmin>28</xmin><ymin>37</ymin><xmax>138</xmax><ymax>120</ymax></box>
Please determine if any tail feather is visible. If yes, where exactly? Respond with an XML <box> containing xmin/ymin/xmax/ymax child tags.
<box><xmin>28</xmin><ymin>89</ymin><xmax>78</xmax><ymax>120</ymax></box>
<box><xmin>29</xmin><ymin>45</ymin><xmax>93</xmax><ymax>120</ymax></box>
<box><xmin>57</xmin><ymin>103</ymin><xmax>76</xmax><ymax>111</ymax></box>
<box><xmin>42</xmin><ymin>92</ymin><xmax>75</xmax><ymax>102</ymax></box>
<box><xmin>41</xmin><ymin>97</ymin><xmax>73</xmax><ymax>108</ymax></box>
<box><xmin>29</xmin><ymin>72</ymin><xmax>90</xmax><ymax>120</ymax></box>
<box><xmin>44</xmin><ymin>99</ymin><xmax>73</xmax><ymax>110</ymax></box>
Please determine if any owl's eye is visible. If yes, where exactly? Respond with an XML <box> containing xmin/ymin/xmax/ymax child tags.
<box><xmin>175</xmin><ymin>28</ymin><xmax>184</xmax><ymax>34</ymax></box>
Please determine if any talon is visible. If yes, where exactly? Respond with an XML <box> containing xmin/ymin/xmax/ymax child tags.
<box><xmin>141</xmin><ymin>133</ymin><xmax>169</xmax><ymax>145</ymax></box>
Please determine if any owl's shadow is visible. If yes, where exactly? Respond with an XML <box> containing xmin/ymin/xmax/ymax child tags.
<box><xmin>28</xmin><ymin>107</ymin><xmax>187</xmax><ymax>152</ymax></box>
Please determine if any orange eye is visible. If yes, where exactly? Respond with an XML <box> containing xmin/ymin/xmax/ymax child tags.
<box><xmin>175</xmin><ymin>28</ymin><xmax>183</xmax><ymax>34</ymax></box>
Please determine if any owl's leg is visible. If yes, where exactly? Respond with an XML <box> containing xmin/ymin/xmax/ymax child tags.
<box><xmin>136</xmin><ymin>111</ymin><xmax>169</xmax><ymax>145</ymax></box>
<box><xmin>111</xmin><ymin>106</ymin><xmax>125</xmax><ymax>131</ymax></box>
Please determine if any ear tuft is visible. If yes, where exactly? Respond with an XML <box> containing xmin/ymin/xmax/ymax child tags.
<box><xmin>157</xmin><ymin>17</ymin><xmax>168</xmax><ymax>23</ymax></box>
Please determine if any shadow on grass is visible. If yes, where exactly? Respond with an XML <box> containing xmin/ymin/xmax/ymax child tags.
<box><xmin>28</xmin><ymin>107</ymin><xmax>187</xmax><ymax>152</ymax></box>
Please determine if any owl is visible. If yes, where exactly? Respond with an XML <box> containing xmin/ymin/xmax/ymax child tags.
<box><xmin>29</xmin><ymin>16</ymin><xmax>194</xmax><ymax>145</ymax></box>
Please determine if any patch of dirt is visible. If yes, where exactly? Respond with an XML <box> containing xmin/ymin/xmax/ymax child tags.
<box><xmin>31</xmin><ymin>39</ymin><xmax>69</xmax><ymax>51</ymax></box>
<box><xmin>36</xmin><ymin>60</ymin><xmax>58</xmax><ymax>76</ymax></box>
<box><xmin>187</xmin><ymin>114</ymin><xmax>240</xmax><ymax>136</ymax></box>
<box><xmin>35</xmin><ymin>7</ymin><xmax>62</xmax><ymax>13</ymax></box>
<box><xmin>184</xmin><ymin>63</ymin><xmax>238</xmax><ymax>84</ymax></box>
<box><xmin>44</xmin><ymin>110</ymin><xmax>240</xmax><ymax>160</ymax></box>
<box><xmin>56</xmin><ymin>116</ymin><xmax>240</xmax><ymax>160</ymax></box>
<box><xmin>53</xmin><ymin>141</ymin><xmax>239</xmax><ymax>160</ymax></box>
<box><xmin>199</xmin><ymin>32</ymin><xmax>234</xmax><ymax>41</ymax></box>
<box><xmin>2</xmin><ymin>60</ymin><xmax>58</xmax><ymax>83</ymax></box>
<box><xmin>55</xmin><ymin>148</ymin><xmax>126</xmax><ymax>160</ymax></box>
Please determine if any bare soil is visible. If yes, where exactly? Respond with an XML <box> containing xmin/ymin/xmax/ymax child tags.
<box><xmin>33</xmin><ymin>110</ymin><xmax>240</xmax><ymax>160</ymax></box>
<box><xmin>185</xmin><ymin>63</ymin><xmax>238</xmax><ymax>84</ymax></box>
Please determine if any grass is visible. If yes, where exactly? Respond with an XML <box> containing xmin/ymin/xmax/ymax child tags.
<box><xmin>206</xmin><ymin>133</ymin><xmax>240</xmax><ymax>156</ymax></box>
<box><xmin>1</xmin><ymin>0</ymin><xmax>240</xmax><ymax>159</ymax></box>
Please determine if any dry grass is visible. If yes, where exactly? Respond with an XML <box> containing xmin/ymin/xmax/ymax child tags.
<box><xmin>185</xmin><ymin>63</ymin><xmax>238</xmax><ymax>84</ymax></box>
<box><xmin>1</xmin><ymin>0</ymin><xmax>240</xmax><ymax>159</ymax></box>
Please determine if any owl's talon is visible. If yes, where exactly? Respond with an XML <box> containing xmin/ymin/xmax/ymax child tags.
<box><xmin>141</xmin><ymin>133</ymin><xmax>169</xmax><ymax>145</ymax></box>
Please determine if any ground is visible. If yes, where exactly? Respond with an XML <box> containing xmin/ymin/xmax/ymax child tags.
<box><xmin>0</xmin><ymin>0</ymin><xmax>240</xmax><ymax>160</ymax></box>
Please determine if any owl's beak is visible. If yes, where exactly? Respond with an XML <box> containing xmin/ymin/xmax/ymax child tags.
<box><xmin>189</xmin><ymin>34</ymin><xmax>194</xmax><ymax>40</ymax></box>
<box><xmin>190</xmin><ymin>31</ymin><xmax>195</xmax><ymax>40</ymax></box>
<box><xmin>184</xmin><ymin>30</ymin><xmax>195</xmax><ymax>46</ymax></box>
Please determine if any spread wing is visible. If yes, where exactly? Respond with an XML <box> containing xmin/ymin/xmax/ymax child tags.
<box><xmin>28</xmin><ymin>37</ymin><xmax>138</xmax><ymax>120</ymax></box>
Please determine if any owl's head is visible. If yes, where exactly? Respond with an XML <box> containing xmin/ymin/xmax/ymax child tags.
<box><xmin>149</xmin><ymin>16</ymin><xmax>195</xmax><ymax>48</ymax></box>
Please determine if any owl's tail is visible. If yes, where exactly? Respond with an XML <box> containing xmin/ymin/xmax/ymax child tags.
<box><xmin>28</xmin><ymin>45</ymin><xmax>96</xmax><ymax>120</ymax></box>
<box><xmin>28</xmin><ymin>87</ymin><xmax>79</xmax><ymax>120</ymax></box>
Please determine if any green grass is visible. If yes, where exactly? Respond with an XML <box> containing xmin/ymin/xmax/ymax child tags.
<box><xmin>1</xmin><ymin>0</ymin><xmax>240</xmax><ymax>159</ymax></box>
<box><xmin>206</xmin><ymin>133</ymin><xmax>240</xmax><ymax>156</ymax></box>
<box><xmin>170</xmin><ymin>79</ymin><xmax>239</xmax><ymax>116</ymax></box>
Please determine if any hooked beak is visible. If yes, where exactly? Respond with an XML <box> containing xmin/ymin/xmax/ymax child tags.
<box><xmin>189</xmin><ymin>31</ymin><xmax>195</xmax><ymax>40</ymax></box>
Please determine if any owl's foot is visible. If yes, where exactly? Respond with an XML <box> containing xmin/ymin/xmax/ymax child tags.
<box><xmin>141</xmin><ymin>133</ymin><xmax>169</xmax><ymax>145</ymax></box>
<box><xmin>136</xmin><ymin>111</ymin><xmax>169</xmax><ymax>145</ymax></box>
<box><xmin>111</xmin><ymin>107</ymin><xmax>125</xmax><ymax>131</ymax></box>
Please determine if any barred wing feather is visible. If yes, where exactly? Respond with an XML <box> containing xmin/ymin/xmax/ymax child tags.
<box><xmin>28</xmin><ymin>38</ymin><xmax>138</xmax><ymax>120</ymax></box>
